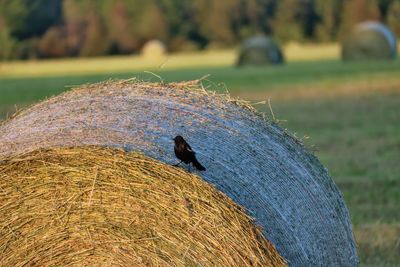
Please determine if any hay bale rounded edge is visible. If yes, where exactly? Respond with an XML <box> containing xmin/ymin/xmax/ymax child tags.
<box><xmin>342</xmin><ymin>21</ymin><xmax>397</xmax><ymax>61</ymax></box>
<box><xmin>237</xmin><ymin>36</ymin><xmax>284</xmax><ymax>66</ymax></box>
<box><xmin>0</xmin><ymin>146</ymin><xmax>286</xmax><ymax>266</ymax></box>
<box><xmin>0</xmin><ymin>80</ymin><xmax>359</xmax><ymax>266</ymax></box>
<box><xmin>141</xmin><ymin>39</ymin><xmax>167</xmax><ymax>59</ymax></box>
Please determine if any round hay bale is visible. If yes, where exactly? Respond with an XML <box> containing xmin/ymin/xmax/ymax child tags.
<box><xmin>237</xmin><ymin>36</ymin><xmax>284</xmax><ymax>66</ymax></box>
<box><xmin>342</xmin><ymin>21</ymin><xmax>397</xmax><ymax>61</ymax></box>
<box><xmin>0</xmin><ymin>80</ymin><xmax>358</xmax><ymax>266</ymax></box>
<box><xmin>0</xmin><ymin>146</ymin><xmax>285</xmax><ymax>266</ymax></box>
<box><xmin>141</xmin><ymin>39</ymin><xmax>167</xmax><ymax>59</ymax></box>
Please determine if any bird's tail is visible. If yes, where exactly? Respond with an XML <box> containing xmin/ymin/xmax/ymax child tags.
<box><xmin>192</xmin><ymin>158</ymin><xmax>206</xmax><ymax>171</ymax></box>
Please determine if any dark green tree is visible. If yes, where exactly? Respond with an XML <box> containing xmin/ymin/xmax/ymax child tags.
<box><xmin>315</xmin><ymin>0</ymin><xmax>343</xmax><ymax>41</ymax></box>
<box><xmin>0</xmin><ymin>0</ymin><xmax>61</xmax><ymax>40</ymax></box>
<box><xmin>387</xmin><ymin>0</ymin><xmax>400</xmax><ymax>36</ymax></box>
<box><xmin>0</xmin><ymin>0</ymin><xmax>393</xmax><ymax>60</ymax></box>
<box><xmin>274</xmin><ymin>0</ymin><xmax>306</xmax><ymax>42</ymax></box>
<box><xmin>376</xmin><ymin>0</ymin><xmax>395</xmax><ymax>21</ymax></box>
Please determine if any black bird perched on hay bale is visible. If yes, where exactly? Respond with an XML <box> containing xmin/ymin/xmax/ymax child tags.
<box><xmin>0</xmin><ymin>80</ymin><xmax>358</xmax><ymax>266</ymax></box>
<box><xmin>173</xmin><ymin>135</ymin><xmax>206</xmax><ymax>171</ymax></box>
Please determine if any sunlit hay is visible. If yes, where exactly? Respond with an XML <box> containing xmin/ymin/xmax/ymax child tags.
<box><xmin>0</xmin><ymin>79</ymin><xmax>358</xmax><ymax>266</ymax></box>
<box><xmin>0</xmin><ymin>146</ymin><xmax>286</xmax><ymax>267</ymax></box>
<box><xmin>141</xmin><ymin>39</ymin><xmax>167</xmax><ymax>59</ymax></box>
<box><xmin>342</xmin><ymin>21</ymin><xmax>397</xmax><ymax>61</ymax></box>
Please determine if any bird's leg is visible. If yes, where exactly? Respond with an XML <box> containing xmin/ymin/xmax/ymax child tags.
<box><xmin>173</xmin><ymin>161</ymin><xmax>182</xmax><ymax>167</ymax></box>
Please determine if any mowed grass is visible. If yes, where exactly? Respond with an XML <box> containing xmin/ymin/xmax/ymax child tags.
<box><xmin>268</xmin><ymin>93</ymin><xmax>400</xmax><ymax>266</ymax></box>
<box><xmin>0</xmin><ymin>54</ymin><xmax>400</xmax><ymax>265</ymax></box>
<box><xmin>1</xmin><ymin>58</ymin><xmax>400</xmax><ymax>112</ymax></box>
<box><xmin>0</xmin><ymin>43</ymin><xmax>340</xmax><ymax>78</ymax></box>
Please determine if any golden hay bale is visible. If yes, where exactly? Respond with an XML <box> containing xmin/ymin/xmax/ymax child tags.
<box><xmin>0</xmin><ymin>146</ymin><xmax>286</xmax><ymax>267</ymax></box>
<box><xmin>141</xmin><ymin>39</ymin><xmax>167</xmax><ymax>59</ymax></box>
<box><xmin>342</xmin><ymin>21</ymin><xmax>397</xmax><ymax>61</ymax></box>
<box><xmin>237</xmin><ymin>36</ymin><xmax>284</xmax><ymax>66</ymax></box>
<box><xmin>0</xmin><ymin>80</ymin><xmax>358</xmax><ymax>266</ymax></box>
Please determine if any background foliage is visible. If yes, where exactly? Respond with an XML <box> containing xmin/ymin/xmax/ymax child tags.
<box><xmin>1</xmin><ymin>0</ymin><xmax>399</xmax><ymax>60</ymax></box>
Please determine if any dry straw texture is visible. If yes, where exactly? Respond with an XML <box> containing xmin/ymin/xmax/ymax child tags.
<box><xmin>0</xmin><ymin>79</ymin><xmax>358</xmax><ymax>266</ymax></box>
<box><xmin>0</xmin><ymin>146</ymin><xmax>286</xmax><ymax>267</ymax></box>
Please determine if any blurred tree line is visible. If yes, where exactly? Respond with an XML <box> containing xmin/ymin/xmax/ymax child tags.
<box><xmin>0</xmin><ymin>0</ymin><xmax>399</xmax><ymax>60</ymax></box>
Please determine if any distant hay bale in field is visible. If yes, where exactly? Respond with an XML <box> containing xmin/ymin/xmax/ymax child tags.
<box><xmin>141</xmin><ymin>39</ymin><xmax>167</xmax><ymax>58</ymax></box>
<box><xmin>0</xmin><ymin>146</ymin><xmax>285</xmax><ymax>266</ymax></box>
<box><xmin>237</xmin><ymin>36</ymin><xmax>284</xmax><ymax>66</ymax></box>
<box><xmin>342</xmin><ymin>21</ymin><xmax>397</xmax><ymax>61</ymax></box>
<box><xmin>0</xmin><ymin>80</ymin><xmax>358</xmax><ymax>266</ymax></box>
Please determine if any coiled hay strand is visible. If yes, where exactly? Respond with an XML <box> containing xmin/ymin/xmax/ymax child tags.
<box><xmin>0</xmin><ymin>146</ymin><xmax>286</xmax><ymax>267</ymax></box>
<box><xmin>0</xmin><ymin>80</ymin><xmax>358</xmax><ymax>266</ymax></box>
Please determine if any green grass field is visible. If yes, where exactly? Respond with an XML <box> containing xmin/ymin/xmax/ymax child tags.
<box><xmin>0</xmin><ymin>43</ymin><xmax>340</xmax><ymax>78</ymax></box>
<box><xmin>0</xmin><ymin>53</ymin><xmax>399</xmax><ymax>266</ymax></box>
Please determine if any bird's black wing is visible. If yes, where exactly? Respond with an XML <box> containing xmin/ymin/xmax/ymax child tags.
<box><xmin>185</xmin><ymin>141</ymin><xmax>195</xmax><ymax>154</ymax></box>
